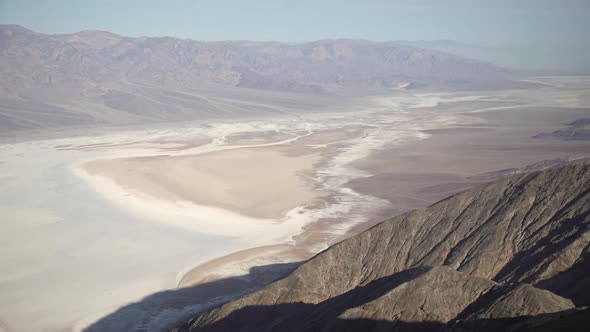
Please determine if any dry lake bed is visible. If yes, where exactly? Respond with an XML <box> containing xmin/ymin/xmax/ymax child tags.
<box><xmin>1</xmin><ymin>76</ymin><xmax>589</xmax><ymax>332</ymax></box>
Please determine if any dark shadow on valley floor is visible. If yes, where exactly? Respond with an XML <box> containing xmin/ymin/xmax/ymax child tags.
<box><xmin>83</xmin><ymin>261</ymin><xmax>301</xmax><ymax>332</ymax></box>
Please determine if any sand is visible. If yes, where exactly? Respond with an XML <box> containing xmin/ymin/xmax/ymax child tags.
<box><xmin>86</xmin><ymin>76</ymin><xmax>590</xmax><ymax>302</ymax></box>
<box><xmin>224</xmin><ymin>131</ymin><xmax>296</xmax><ymax>145</ymax></box>
<box><xmin>178</xmin><ymin>244</ymin><xmax>299</xmax><ymax>287</ymax></box>
<box><xmin>3</xmin><ymin>76</ymin><xmax>590</xmax><ymax>332</ymax></box>
<box><xmin>83</xmin><ymin>146</ymin><xmax>325</xmax><ymax>219</ymax></box>
<box><xmin>290</xmin><ymin>127</ymin><xmax>369</xmax><ymax>146</ymax></box>
<box><xmin>178</xmin><ymin>216</ymin><xmax>350</xmax><ymax>288</ymax></box>
<box><xmin>345</xmin><ymin>85</ymin><xmax>590</xmax><ymax>235</ymax></box>
<box><xmin>63</xmin><ymin>136</ymin><xmax>212</xmax><ymax>152</ymax></box>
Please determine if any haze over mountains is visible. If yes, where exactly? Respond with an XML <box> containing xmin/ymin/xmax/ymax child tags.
<box><xmin>395</xmin><ymin>40</ymin><xmax>590</xmax><ymax>74</ymax></box>
<box><xmin>172</xmin><ymin>163</ymin><xmax>590</xmax><ymax>332</ymax></box>
<box><xmin>0</xmin><ymin>25</ymin><xmax>519</xmax><ymax>132</ymax></box>
<box><xmin>1</xmin><ymin>1</ymin><xmax>590</xmax><ymax>331</ymax></box>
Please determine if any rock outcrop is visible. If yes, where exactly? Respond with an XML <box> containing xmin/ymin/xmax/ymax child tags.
<box><xmin>172</xmin><ymin>163</ymin><xmax>590</xmax><ymax>331</ymax></box>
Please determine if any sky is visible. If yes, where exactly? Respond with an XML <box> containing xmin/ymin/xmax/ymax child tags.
<box><xmin>1</xmin><ymin>0</ymin><xmax>589</xmax><ymax>72</ymax></box>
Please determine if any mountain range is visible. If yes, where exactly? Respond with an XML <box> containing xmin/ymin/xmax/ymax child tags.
<box><xmin>0</xmin><ymin>25</ymin><xmax>520</xmax><ymax>132</ymax></box>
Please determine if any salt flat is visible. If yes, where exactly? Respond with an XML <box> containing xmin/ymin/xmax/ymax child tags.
<box><xmin>1</xmin><ymin>77</ymin><xmax>589</xmax><ymax>332</ymax></box>
<box><xmin>83</xmin><ymin>146</ymin><xmax>325</xmax><ymax>220</ymax></box>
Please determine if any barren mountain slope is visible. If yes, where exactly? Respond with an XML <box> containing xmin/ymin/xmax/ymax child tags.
<box><xmin>0</xmin><ymin>25</ymin><xmax>518</xmax><ymax>132</ymax></box>
<box><xmin>0</xmin><ymin>25</ymin><xmax>508</xmax><ymax>94</ymax></box>
<box><xmin>173</xmin><ymin>163</ymin><xmax>590</xmax><ymax>331</ymax></box>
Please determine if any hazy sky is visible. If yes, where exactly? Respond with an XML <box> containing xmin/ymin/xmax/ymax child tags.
<box><xmin>1</xmin><ymin>0</ymin><xmax>589</xmax><ymax>71</ymax></box>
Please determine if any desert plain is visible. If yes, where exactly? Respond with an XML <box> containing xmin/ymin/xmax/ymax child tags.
<box><xmin>1</xmin><ymin>76</ymin><xmax>589</xmax><ymax>332</ymax></box>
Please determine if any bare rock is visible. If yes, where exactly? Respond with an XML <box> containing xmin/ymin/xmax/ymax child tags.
<box><xmin>172</xmin><ymin>163</ymin><xmax>590</xmax><ymax>331</ymax></box>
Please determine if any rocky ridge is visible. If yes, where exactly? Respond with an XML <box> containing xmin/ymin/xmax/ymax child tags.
<box><xmin>172</xmin><ymin>163</ymin><xmax>590</xmax><ymax>331</ymax></box>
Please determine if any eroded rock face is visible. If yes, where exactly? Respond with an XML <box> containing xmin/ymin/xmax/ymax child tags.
<box><xmin>458</xmin><ymin>283</ymin><xmax>575</xmax><ymax>320</ymax></box>
<box><xmin>172</xmin><ymin>163</ymin><xmax>590</xmax><ymax>331</ymax></box>
<box><xmin>337</xmin><ymin>266</ymin><xmax>498</xmax><ymax>323</ymax></box>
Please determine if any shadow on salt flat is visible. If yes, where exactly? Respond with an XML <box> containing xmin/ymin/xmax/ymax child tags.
<box><xmin>84</xmin><ymin>261</ymin><xmax>301</xmax><ymax>332</ymax></box>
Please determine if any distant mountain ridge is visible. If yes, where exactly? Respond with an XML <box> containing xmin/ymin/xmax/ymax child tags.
<box><xmin>170</xmin><ymin>162</ymin><xmax>590</xmax><ymax>332</ymax></box>
<box><xmin>0</xmin><ymin>24</ymin><xmax>508</xmax><ymax>94</ymax></box>
<box><xmin>0</xmin><ymin>25</ymin><xmax>520</xmax><ymax>132</ymax></box>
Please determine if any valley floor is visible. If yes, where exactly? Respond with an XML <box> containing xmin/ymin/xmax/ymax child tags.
<box><xmin>0</xmin><ymin>76</ymin><xmax>589</xmax><ymax>332</ymax></box>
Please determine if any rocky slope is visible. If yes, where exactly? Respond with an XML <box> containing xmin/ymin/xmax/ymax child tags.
<box><xmin>172</xmin><ymin>162</ymin><xmax>590</xmax><ymax>331</ymax></box>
